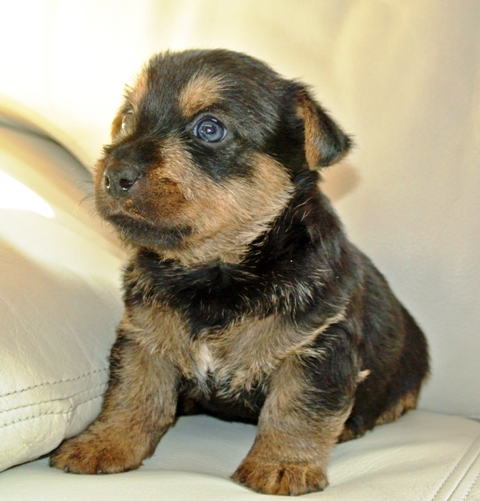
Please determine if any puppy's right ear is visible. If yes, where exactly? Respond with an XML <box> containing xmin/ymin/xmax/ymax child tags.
<box><xmin>296</xmin><ymin>86</ymin><xmax>352</xmax><ymax>169</ymax></box>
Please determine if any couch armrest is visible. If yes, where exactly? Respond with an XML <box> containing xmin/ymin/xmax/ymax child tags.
<box><xmin>0</xmin><ymin>121</ymin><xmax>124</xmax><ymax>471</ymax></box>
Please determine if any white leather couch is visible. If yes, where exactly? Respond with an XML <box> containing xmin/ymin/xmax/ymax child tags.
<box><xmin>1</xmin><ymin>2</ymin><xmax>479</xmax><ymax>499</ymax></box>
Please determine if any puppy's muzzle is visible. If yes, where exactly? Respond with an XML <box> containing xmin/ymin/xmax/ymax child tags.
<box><xmin>104</xmin><ymin>160</ymin><xmax>142</xmax><ymax>199</ymax></box>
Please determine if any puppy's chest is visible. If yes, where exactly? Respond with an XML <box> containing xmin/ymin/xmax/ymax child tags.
<box><xmin>126</xmin><ymin>253</ymin><xmax>281</xmax><ymax>336</ymax></box>
<box><xmin>134</xmin><ymin>303</ymin><xmax>289</xmax><ymax>397</ymax></box>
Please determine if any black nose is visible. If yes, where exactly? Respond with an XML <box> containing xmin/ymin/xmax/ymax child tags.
<box><xmin>103</xmin><ymin>161</ymin><xmax>141</xmax><ymax>198</ymax></box>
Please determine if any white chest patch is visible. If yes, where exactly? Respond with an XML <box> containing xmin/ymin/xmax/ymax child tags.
<box><xmin>192</xmin><ymin>343</ymin><xmax>218</xmax><ymax>391</ymax></box>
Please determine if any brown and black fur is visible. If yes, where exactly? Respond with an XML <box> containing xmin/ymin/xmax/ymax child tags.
<box><xmin>50</xmin><ymin>49</ymin><xmax>429</xmax><ymax>495</ymax></box>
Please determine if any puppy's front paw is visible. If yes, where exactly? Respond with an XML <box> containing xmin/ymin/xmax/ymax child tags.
<box><xmin>50</xmin><ymin>431</ymin><xmax>144</xmax><ymax>475</ymax></box>
<box><xmin>232</xmin><ymin>457</ymin><xmax>328</xmax><ymax>496</ymax></box>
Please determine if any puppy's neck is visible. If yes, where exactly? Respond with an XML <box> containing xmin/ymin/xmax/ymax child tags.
<box><xmin>156</xmin><ymin>222</ymin><xmax>274</xmax><ymax>266</ymax></box>
<box><xmin>156</xmin><ymin>197</ymin><xmax>292</xmax><ymax>266</ymax></box>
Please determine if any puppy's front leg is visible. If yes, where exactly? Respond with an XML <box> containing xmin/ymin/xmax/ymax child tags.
<box><xmin>233</xmin><ymin>334</ymin><xmax>358</xmax><ymax>496</ymax></box>
<box><xmin>50</xmin><ymin>322</ymin><xmax>178</xmax><ymax>474</ymax></box>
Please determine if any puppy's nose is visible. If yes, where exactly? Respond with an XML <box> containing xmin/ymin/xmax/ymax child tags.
<box><xmin>103</xmin><ymin>161</ymin><xmax>141</xmax><ymax>198</ymax></box>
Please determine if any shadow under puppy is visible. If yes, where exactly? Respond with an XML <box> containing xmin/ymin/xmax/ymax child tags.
<box><xmin>50</xmin><ymin>49</ymin><xmax>429</xmax><ymax>495</ymax></box>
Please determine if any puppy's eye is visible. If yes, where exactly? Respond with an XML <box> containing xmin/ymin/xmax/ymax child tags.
<box><xmin>193</xmin><ymin>117</ymin><xmax>227</xmax><ymax>143</ymax></box>
<box><xmin>121</xmin><ymin>110</ymin><xmax>135</xmax><ymax>135</ymax></box>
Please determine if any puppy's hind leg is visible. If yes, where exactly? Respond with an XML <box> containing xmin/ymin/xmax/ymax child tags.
<box><xmin>50</xmin><ymin>321</ymin><xmax>179</xmax><ymax>474</ymax></box>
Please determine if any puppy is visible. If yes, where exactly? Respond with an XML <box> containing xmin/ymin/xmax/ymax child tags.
<box><xmin>50</xmin><ymin>49</ymin><xmax>429</xmax><ymax>495</ymax></box>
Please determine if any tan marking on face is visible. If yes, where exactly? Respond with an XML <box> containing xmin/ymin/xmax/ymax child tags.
<box><xmin>110</xmin><ymin>69</ymin><xmax>149</xmax><ymax>140</ymax></box>
<box><xmin>145</xmin><ymin>136</ymin><xmax>201</xmax><ymax>205</ymax></box>
<box><xmin>128</xmin><ymin>68</ymin><xmax>149</xmax><ymax>108</ymax></box>
<box><xmin>178</xmin><ymin>72</ymin><xmax>225</xmax><ymax>118</ymax></box>
<box><xmin>110</xmin><ymin>111</ymin><xmax>124</xmax><ymax>140</ymax></box>
<box><xmin>153</xmin><ymin>151</ymin><xmax>294</xmax><ymax>265</ymax></box>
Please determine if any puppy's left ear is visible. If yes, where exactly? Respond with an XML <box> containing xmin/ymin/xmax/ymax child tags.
<box><xmin>296</xmin><ymin>86</ymin><xmax>352</xmax><ymax>169</ymax></box>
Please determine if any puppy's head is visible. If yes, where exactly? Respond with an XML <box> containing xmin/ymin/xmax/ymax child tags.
<box><xmin>94</xmin><ymin>49</ymin><xmax>351</xmax><ymax>264</ymax></box>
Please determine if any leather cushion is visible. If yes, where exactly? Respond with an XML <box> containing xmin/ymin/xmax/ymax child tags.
<box><xmin>0</xmin><ymin>124</ymin><xmax>124</xmax><ymax>471</ymax></box>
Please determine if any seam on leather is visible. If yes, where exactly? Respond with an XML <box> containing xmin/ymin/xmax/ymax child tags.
<box><xmin>431</xmin><ymin>434</ymin><xmax>480</xmax><ymax>501</ymax></box>
<box><xmin>0</xmin><ymin>394</ymin><xmax>104</xmax><ymax>429</ymax></box>
<box><xmin>0</xmin><ymin>381</ymin><xmax>108</xmax><ymax>415</ymax></box>
<box><xmin>461</xmin><ymin>452</ymin><xmax>480</xmax><ymax>501</ymax></box>
<box><xmin>0</xmin><ymin>367</ymin><xmax>109</xmax><ymax>398</ymax></box>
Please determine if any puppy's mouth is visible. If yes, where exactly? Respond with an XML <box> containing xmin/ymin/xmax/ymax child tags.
<box><xmin>103</xmin><ymin>209</ymin><xmax>192</xmax><ymax>249</ymax></box>
<box><xmin>95</xmin><ymin>168</ymin><xmax>192</xmax><ymax>248</ymax></box>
